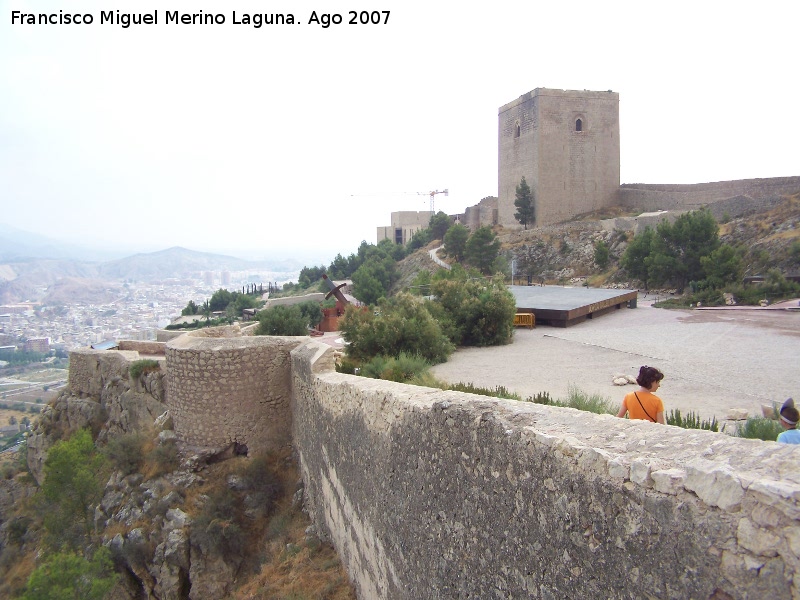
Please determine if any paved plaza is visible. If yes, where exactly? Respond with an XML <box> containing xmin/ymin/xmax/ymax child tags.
<box><xmin>431</xmin><ymin>296</ymin><xmax>800</xmax><ymax>422</ymax></box>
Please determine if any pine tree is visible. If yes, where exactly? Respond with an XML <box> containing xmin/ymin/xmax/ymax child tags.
<box><xmin>514</xmin><ymin>176</ymin><xmax>534</xmax><ymax>229</ymax></box>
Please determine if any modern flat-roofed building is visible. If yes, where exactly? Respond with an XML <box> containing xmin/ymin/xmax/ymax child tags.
<box><xmin>377</xmin><ymin>211</ymin><xmax>433</xmax><ymax>245</ymax></box>
<box><xmin>24</xmin><ymin>337</ymin><xmax>50</xmax><ymax>353</ymax></box>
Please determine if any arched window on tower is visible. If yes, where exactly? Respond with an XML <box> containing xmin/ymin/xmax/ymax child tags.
<box><xmin>575</xmin><ymin>118</ymin><xmax>582</xmax><ymax>132</ymax></box>
<box><xmin>515</xmin><ymin>122</ymin><xmax>521</xmax><ymax>138</ymax></box>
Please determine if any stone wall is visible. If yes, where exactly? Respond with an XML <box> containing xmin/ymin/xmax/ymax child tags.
<box><xmin>165</xmin><ymin>329</ymin><xmax>304</xmax><ymax>455</ymax></box>
<box><xmin>157</xmin><ymin>329</ymin><xmax>189</xmax><ymax>343</ymax></box>
<box><xmin>619</xmin><ymin>177</ymin><xmax>800</xmax><ymax>214</ymax></box>
<box><xmin>461</xmin><ymin>196</ymin><xmax>498</xmax><ymax>231</ymax></box>
<box><xmin>68</xmin><ymin>348</ymin><xmax>140</xmax><ymax>398</ymax></box>
<box><xmin>291</xmin><ymin>340</ymin><xmax>800</xmax><ymax>600</ymax></box>
<box><xmin>119</xmin><ymin>340</ymin><xmax>166</xmax><ymax>355</ymax></box>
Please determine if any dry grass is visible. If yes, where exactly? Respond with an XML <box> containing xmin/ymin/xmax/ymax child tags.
<box><xmin>0</xmin><ymin>547</ymin><xmax>37</xmax><ymax>598</ymax></box>
<box><xmin>183</xmin><ymin>451</ymin><xmax>357</xmax><ymax>600</ymax></box>
<box><xmin>234</xmin><ymin>506</ymin><xmax>355</xmax><ymax>600</ymax></box>
<box><xmin>587</xmin><ymin>272</ymin><xmax>613</xmax><ymax>287</ymax></box>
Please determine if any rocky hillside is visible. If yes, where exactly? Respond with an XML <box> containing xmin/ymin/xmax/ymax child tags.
<box><xmin>393</xmin><ymin>194</ymin><xmax>800</xmax><ymax>288</ymax></box>
<box><xmin>0</xmin><ymin>353</ymin><xmax>354</xmax><ymax>599</ymax></box>
<box><xmin>717</xmin><ymin>192</ymin><xmax>800</xmax><ymax>273</ymax></box>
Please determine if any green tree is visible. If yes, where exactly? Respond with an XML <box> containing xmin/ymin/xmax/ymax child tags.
<box><xmin>209</xmin><ymin>288</ymin><xmax>234</xmax><ymax>312</ymax></box>
<box><xmin>406</xmin><ymin>228</ymin><xmax>432</xmax><ymax>253</ymax></box>
<box><xmin>429</xmin><ymin>211</ymin><xmax>452</xmax><ymax>241</ymax></box>
<box><xmin>232</xmin><ymin>294</ymin><xmax>259</xmax><ymax>315</ymax></box>
<box><xmin>255</xmin><ymin>305</ymin><xmax>309</xmax><ymax>336</ymax></box>
<box><xmin>297</xmin><ymin>300</ymin><xmax>323</xmax><ymax>329</ymax></box>
<box><xmin>351</xmin><ymin>268</ymin><xmax>386</xmax><ymax>306</ymax></box>
<box><xmin>791</xmin><ymin>241</ymin><xmax>800</xmax><ymax>266</ymax></box>
<box><xmin>621</xmin><ymin>227</ymin><xmax>655</xmax><ymax>288</ymax></box>
<box><xmin>409</xmin><ymin>270</ymin><xmax>432</xmax><ymax>296</ymax></box>
<box><xmin>352</xmin><ymin>255</ymin><xmax>397</xmax><ymax>305</ymax></box>
<box><xmin>201</xmin><ymin>300</ymin><xmax>211</xmax><ymax>324</ymax></box>
<box><xmin>465</xmin><ymin>226</ymin><xmax>501</xmax><ymax>274</ymax></box>
<box><xmin>181</xmin><ymin>300</ymin><xmax>199</xmax><ymax>316</ymax></box>
<box><xmin>700</xmin><ymin>244</ymin><xmax>743</xmax><ymax>289</ymax></box>
<box><xmin>594</xmin><ymin>239</ymin><xmax>610</xmax><ymax>270</ymax></box>
<box><xmin>327</xmin><ymin>253</ymin><xmax>350</xmax><ymax>279</ymax></box>
<box><xmin>444</xmin><ymin>223</ymin><xmax>469</xmax><ymax>262</ymax></box>
<box><xmin>514</xmin><ymin>176</ymin><xmax>534</xmax><ymax>229</ymax></box>
<box><xmin>649</xmin><ymin>209</ymin><xmax>720</xmax><ymax>291</ymax></box>
<box><xmin>39</xmin><ymin>429</ymin><xmax>106</xmax><ymax>551</ymax></box>
<box><xmin>377</xmin><ymin>237</ymin><xmax>406</xmax><ymax>261</ymax></box>
<box><xmin>23</xmin><ymin>547</ymin><xmax>117</xmax><ymax>600</ymax></box>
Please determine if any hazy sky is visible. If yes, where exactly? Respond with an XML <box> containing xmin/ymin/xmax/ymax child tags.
<box><xmin>1</xmin><ymin>0</ymin><xmax>797</xmax><ymax>263</ymax></box>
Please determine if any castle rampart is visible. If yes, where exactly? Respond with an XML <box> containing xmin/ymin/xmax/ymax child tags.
<box><xmin>164</xmin><ymin>329</ymin><xmax>304</xmax><ymax>454</ymax></box>
<box><xmin>118</xmin><ymin>340</ymin><xmax>166</xmax><ymax>355</ymax></box>
<box><xmin>290</xmin><ymin>339</ymin><xmax>800</xmax><ymax>600</ymax></box>
<box><xmin>620</xmin><ymin>176</ymin><xmax>800</xmax><ymax>214</ymax></box>
<box><xmin>68</xmin><ymin>348</ymin><xmax>141</xmax><ymax>398</ymax></box>
<box><xmin>63</xmin><ymin>332</ymin><xmax>800</xmax><ymax>599</ymax></box>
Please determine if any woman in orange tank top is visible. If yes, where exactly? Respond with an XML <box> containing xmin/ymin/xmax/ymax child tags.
<box><xmin>617</xmin><ymin>365</ymin><xmax>665</xmax><ymax>424</ymax></box>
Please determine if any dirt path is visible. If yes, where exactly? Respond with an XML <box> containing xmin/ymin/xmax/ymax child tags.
<box><xmin>431</xmin><ymin>298</ymin><xmax>800</xmax><ymax>422</ymax></box>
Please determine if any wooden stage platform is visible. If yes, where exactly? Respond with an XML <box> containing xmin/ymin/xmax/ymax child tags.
<box><xmin>508</xmin><ymin>286</ymin><xmax>638</xmax><ymax>327</ymax></box>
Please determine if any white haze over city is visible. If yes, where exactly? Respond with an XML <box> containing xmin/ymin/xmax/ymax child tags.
<box><xmin>1</xmin><ymin>0</ymin><xmax>797</xmax><ymax>264</ymax></box>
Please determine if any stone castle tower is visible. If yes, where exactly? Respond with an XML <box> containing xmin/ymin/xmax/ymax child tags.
<box><xmin>498</xmin><ymin>88</ymin><xmax>620</xmax><ymax>228</ymax></box>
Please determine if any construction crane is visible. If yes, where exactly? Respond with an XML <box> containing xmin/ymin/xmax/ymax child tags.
<box><xmin>350</xmin><ymin>188</ymin><xmax>449</xmax><ymax>213</ymax></box>
<box><xmin>422</xmin><ymin>189</ymin><xmax>448</xmax><ymax>213</ymax></box>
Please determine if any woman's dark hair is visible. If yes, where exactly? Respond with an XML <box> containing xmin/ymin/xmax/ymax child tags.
<box><xmin>636</xmin><ymin>365</ymin><xmax>664</xmax><ymax>389</ymax></box>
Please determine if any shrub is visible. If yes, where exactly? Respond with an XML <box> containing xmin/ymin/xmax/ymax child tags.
<box><xmin>360</xmin><ymin>356</ymin><xmax>390</xmax><ymax>379</ymax></box>
<box><xmin>129</xmin><ymin>359</ymin><xmax>160</xmax><ymax>380</ymax></box>
<box><xmin>381</xmin><ymin>353</ymin><xmax>432</xmax><ymax>382</ymax></box>
<box><xmin>359</xmin><ymin>353</ymin><xmax>432</xmax><ymax>383</ymax></box>
<box><xmin>446</xmin><ymin>382</ymin><xmax>520</xmax><ymax>400</ymax></box>
<box><xmin>22</xmin><ymin>547</ymin><xmax>117</xmax><ymax>600</ymax></box>
<box><xmin>666</xmin><ymin>409</ymin><xmax>718</xmax><ymax>431</ymax></box>
<box><xmin>526</xmin><ymin>391</ymin><xmax>554</xmax><ymax>405</ymax></box>
<box><xmin>339</xmin><ymin>294</ymin><xmax>454</xmax><ymax>364</ymax></box>
<box><xmin>7</xmin><ymin>516</ymin><xmax>31</xmax><ymax>546</ymax></box>
<box><xmin>561</xmin><ymin>385</ymin><xmax>618</xmax><ymax>415</ymax></box>
<box><xmin>297</xmin><ymin>301</ymin><xmax>323</xmax><ymax>329</ymax></box>
<box><xmin>103</xmin><ymin>432</ymin><xmax>147</xmax><ymax>476</ymax></box>
<box><xmin>239</xmin><ymin>453</ymin><xmax>283</xmax><ymax>518</ymax></box>
<box><xmin>334</xmin><ymin>356</ymin><xmax>359</xmax><ymax>375</ymax></box>
<box><xmin>594</xmin><ymin>240</ymin><xmax>610</xmax><ymax>269</ymax></box>
<box><xmin>430</xmin><ymin>275</ymin><xmax>516</xmax><ymax>347</ymax></box>
<box><xmin>190</xmin><ymin>487</ymin><xmax>246</xmax><ymax>558</ymax></box>
<box><xmin>256</xmin><ymin>305</ymin><xmax>310</xmax><ymax>336</ymax></box>
<box><xmin>147</xmin><ymin>439</ymin><xmax>180</xmax><ymax>477</ymax></box>
<box><xmin>39</xmin><ymin>429</ymin><xmax>106</xmax><ymax>551</ymax></box>
<box><xmin>735</xmin><ymin>417</ymin><xmax>784</xmax><ymax>441</ymax></box>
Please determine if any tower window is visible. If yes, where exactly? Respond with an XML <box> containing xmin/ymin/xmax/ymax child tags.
<box><xmin>514</xmin><ymin>122</ymin><xmax>521</xmax><ymax>138</ymax></box>
<box><xmin>575</xmin><ymin>118</ymin><xmax>582</xmax><ymax>132</ymax></box>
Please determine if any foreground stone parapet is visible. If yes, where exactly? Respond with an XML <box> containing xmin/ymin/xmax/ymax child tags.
<box><xmin>291</xmin><ymin>340</ymin><xmax>800</xmax><ymax>600</ymax></box>
<box><xmin>166</xmin><ymin>330</ymin><xmax>304</xmax><ymax>455</ymax></box>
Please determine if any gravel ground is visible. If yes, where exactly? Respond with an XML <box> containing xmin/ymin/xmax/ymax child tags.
<box><xmin>431</xmin><ymin>296</ymin><xmax>800</xmax><ymax>422</ymax></box>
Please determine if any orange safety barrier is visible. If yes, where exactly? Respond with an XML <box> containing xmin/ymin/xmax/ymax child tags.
<box><xmin>513</xmin><ymin>312</ymin><xmax>535</xmax><ymax>329</ymax></box>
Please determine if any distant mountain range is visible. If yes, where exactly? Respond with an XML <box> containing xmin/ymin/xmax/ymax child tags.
<box><xmin>0</xmin><ymin>223</ymin><xmax>117</xmax><ymax>262</ymax></box>
<box><xmin>0</xmin><ymin>225</ymin><xmax>304</xmax><ymax>304</ymax></box>
<box><xmin>96</xmin><ymin>246</ymin><xmax>300</xmax><ymax>281</ymax></box>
